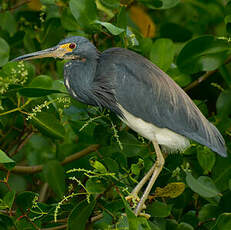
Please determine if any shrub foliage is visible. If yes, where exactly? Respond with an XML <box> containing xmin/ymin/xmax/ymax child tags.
<box><xmin>0</xmin><ymin>0</ymin><xmax>231</xmax><ymax>229</ymax></box>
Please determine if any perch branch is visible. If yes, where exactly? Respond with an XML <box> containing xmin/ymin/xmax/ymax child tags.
<box><xmin>41</xmin><ymin>224</ymin><xmax>67</xmax><ymax>230</ymax></box>
<box><xmin>184</xmin><ymin>55</ymin><xmax>231</xmax><ymax>92</ymax></box>
<box><xmin>39</xmin><ymin>182</ymin><xmax>49</xmax><ymax>203</ymax></box>
<box><xmin>0</xmin><ymin>0</ymin><xmax>31</xmax><ymax>13</ymax></box>
<box><xmin>10</xmin><ymin>131</ymin><xmax>34</xmax><ymax>157</ymax></box>
<box><xmin>0</xmin><ymin>144</ymin><xmax>100</xmax><ymax>174</ymax></box>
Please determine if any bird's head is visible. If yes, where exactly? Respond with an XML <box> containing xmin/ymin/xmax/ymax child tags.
<box><xmin>12</xmin><ymin>36</ymin><xmax>97</xmax><ymax>62</ymax></box>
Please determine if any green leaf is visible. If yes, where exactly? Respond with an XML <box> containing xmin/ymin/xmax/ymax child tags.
<box><xmin>166</xmin><ymin>219</ymin><xmax>178</xmax><ymax>230</ymax></box>
<box><xmin>31</xmin><ymin>112</ymin><xmax>66</xmax><ymax>139</ymax></box>
<box><xmin>138</xmin><ymin>217</ymin><xmax>152</xmax><ymax>230</ymax></box>
<box><xmin>219</xmin><ymin>65</ymin><xmax>231</xmax><ymax>88</ymax></box>
<box><xmin>119</xmin><ymin>199</ymin><xmax>153</xmax><ymax>229</ymax></box>
<box><xmin>186</xmin><ymin>173</ymin><xmax>220</xmax><ymax>198</ymax></box>
<box><xmin>167</xmin><ymin>66</ymin><xmax>192</xmax><ymax>87</ymax></box>
<box><xmin>29</xmin><ymin>75</ymin><xmax>53</xmax><ymax>89</ymax></box>
<box><xmin>0</xmin><ymin>11</ymin><xmax>17</xmax><ymax>36</ymax></box>
<box><xmin>68</xmin><ymin>198</ymin><xmax>96</xmax><ymax>230</ymax></box>
<box><xmin>0</xmin><ymin>214</ymin><xmax>14</xmax><ymax>229</ymax></box>
<box><xmin>212</xmin><ymin>213</ymin><xmax>231</xmax><ymax>230</ymax></box>
<box><xmin>153</xmin><ymin>182</ymin><xmax>185</xmax><ymax>198</ymax></box>
<box><xmin>15</xmin><ymin>191</ymin><xmax>38</xmax><ymax>212</ymax></box>
<box><xmin>150</xmin><ymin>38</ymin><xmax>175</xmax><ymax>72</ymax></box>
<box><xmin>40</xmin><ymin>0</ymin><xmax>56</xmax><ymax>3</ymax></box>
<box><xmin>160</xmin><ymin>23</ymin><xmax>192</xmax><ymax>42</ymax></box>
<box><xmin>69</xmin><ymin>0</ymin><xmax>97</xmax><ymax>29</ymax></box>
<box><xmin>43</xmin><ymin>160</ymin><xmax>65</xmax><ymax>198</ymax></box>
<box><xmin>176</xmin><ymin>222</ymin><xmax>194</xmax><ymax>230</ymax></box>
<box><xmin>23</xmin><ymin>30</ymin><xmax>36</xmax><ymax>52</ymax></box>
<box><xmin>225</xmin><ymin>1</ymin><xmax>231</xmax><ymax>36</ymax></box>
<box><xmin>0</xmin><ymin>37</ymin><xmax>10</xmax><ymax>67</ymax></box>
<box><xmin>89</xmin><ymin>158</ymin><xmax>107</xmax><ymax>173</ymax></box>
<box><xmin>86</xmin><ymin>177</ymin><xmax>108</xmax><ymax>193</ymax></box>
<box><xmin>18</xmin><ymin>87</ymin><xmax>64</xmax><ymax>97</ymax></box>
<box><xmin>119</xmin><ymin>132</ymin><xmax>146</xmax><ymax>157</ymax></box>
<box><xmin>3</xmin><ymin>191</ymin><xmax>16</xmax><ymax>209</ymax></box>
<box><xmin>0</xmin><ymin>199</ymin><xmax>8</xmax><ymax>210</ymax></box>
<box><xmin>0</xmin><ymin>191</ymin><xmax>16</xmax><ymax>210</ymax></box>
<box><xmin>216</xmin><ymin>90</ymin><xmax>231</xmax><ymax>117</ymax></box>
<box><xmin>103</xmin><ymin>157</ymin><xmax>119</xmax><ymax>172</ymax></box>
<box><xmin>121</xmin><ymin>196</ymin><xmax>138</xmax><ymax>230</ymax></box>
<box><xmin>8</xmin><ymin>175</ymin><xmax>27</xmax><ymax>193</ymax></box>
<box><xmin>198</xmin><ymin>204</ymin><xmax>219</xmax><ymax>222</ymax></box>
<box><xmin>213</xmin><ymin>156</ymin><xmax>231</xmax><ymax>191</ymax></box>
<box><xmin>181</xmin><ymin>210</ymin><xmax>197</xmax><ymax>228</ymax></box>
<box><xmin>131</xmin><ymin>158</ymin><xmax>144</xmax><ymax>176</ymax></box>
<box><xmin>95</xmin><ymin>20</ymin><xmax>125</xmax><ymax>35</ymax></box>
<box><xmin>61</xmin><ymin>8</ymin><xmax>79</xmax><ymax>31</ymax></box>
<box><xmin>177</xmin><ymin>35</ymin><xmax>230</xmax><ymax>74</ymax></box>
<box><xmin>0</xmin><ymin>150</ymin><xmax>14</xmax><ymax>164</ymax></box>
<box><xmin>99</xmin><ymin>0</ymin><xmax>120</xmax><ymax>10</ymax></box>
<box><xmin>117</xmin><ymin>215</ymin><xmax>130</xmax><ymax>229</ymax></box>
<box><xmin>197</xmin><ymin>147</ymin><xmax>216</xmax><ymax>174</ymax></box>
<box><xmin>147</xmin><ymin>201</ymin><xmax>172</xmax><ymax>217</ymax></box>
<box><xmin>147</xmin><ymin>0</ymin><xmax>180</xmax><ymax>9</ymax></box>
<box><xmin>1</xmin><ymin>61</ymin><xmax>35</xmax><ymax>80</ymax></box>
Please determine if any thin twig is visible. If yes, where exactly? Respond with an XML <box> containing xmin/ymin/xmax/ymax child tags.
<box><xmin>91</xmin><ymin>213</ymin><xmax>103</xmax><ymax>223</ymax></box>
<box><xmin>40</xmin><ymin>224</ymin><xmax>67</xmax><ymax>230</ymax></box>
<box><xmin>0</xmin><ymin>210</ymin><xmax>16</xmax><ymax>214</ymax></box>
<box><xmin>184</xmin><ymin>55</ymin><xmax>231</xmax><ymax>92</ymax></box>
<box><xmin>0</xmin><ymin>98</ymin><xmax>32</xmax><ymax>117</ymax></box>
<box><xmin>18</xmin><ymin>207</ymin><xmax>40</xmax><ymax>230</ymax></box>
<box><xmin>0</xmin><ymin>0</ymin><xmax>31</xmax><ymax>13</ymax></box>
<box><xmin>198</xmin><ymin>218</ymin><xmax>216</xmax><ymax>227</ymax></box>
<box><xmin>184</xmin><ymin>69</ymin><xmax>217</xmax><ymax>92</ymax></box>
<box><xmin>47</xmin><ymin>218</ymin><xmax>68</xmax><ymax>224</ymax></box>
<box><xmin>61</xmin><ymin>144</ymin><xmax>99</xmax><ymax>165</ymax></box>
<box><xmin>39</xmin><ymin>183</ymin><xmax>49</xmax><ymax>203</ymax></box>
<box><xmin>0</xmin><ymin>144</ymin><xmax>100</xmax><ymax>174</ymax></box>
<box><xmin>10</xmin><ymin>131</ymin><xmax>34</xmax><ymax>157</ymax></box>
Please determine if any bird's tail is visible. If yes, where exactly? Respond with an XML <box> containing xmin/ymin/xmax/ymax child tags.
<box><xmin>205</xmin><ymin>122</ymin><xmax>227</xmax><ymax>157</ymax></box>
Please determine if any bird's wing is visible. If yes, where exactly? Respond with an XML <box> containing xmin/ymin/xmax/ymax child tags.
<box><xmin>97</xmin><ymin>48</ymin><xmax>226</xmax><ymax>156</ymax></box>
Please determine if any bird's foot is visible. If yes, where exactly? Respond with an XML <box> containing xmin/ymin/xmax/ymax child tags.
<box><xmin>125</xmin><ymin>193</ymin><xmax>147</xmax><ymax>215</ymax></box>
<box><xmin>139</xmin><ymin>212</ymin><xmax>151</xmax><ymax>219</ymax></box>
<box><xmin>125</xmin><ymin>193</ymin><xmax>140</xmax><ymax>208</ymax></box>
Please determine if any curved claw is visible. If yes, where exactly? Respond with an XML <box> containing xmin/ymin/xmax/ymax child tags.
<box><xmin>139</xmin><ymin>213</ymin><xmax>151</xmax><ymax>219</ymax></box>
<box><xmin>125</xmin><ymin>194</ymin><xmax>146</xmax><ymax>213</ymax></box>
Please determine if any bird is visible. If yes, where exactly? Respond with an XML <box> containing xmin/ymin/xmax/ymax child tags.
<box><xmin>13</xmin><ymin>36</ymin><xmax>227</xmax><ymax>216</ymax></box>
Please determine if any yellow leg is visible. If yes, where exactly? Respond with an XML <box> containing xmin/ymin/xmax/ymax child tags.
<box><xmin>129</xmin><ymin>162</ymin><xmax>156</xmax><ymax>198</ymax></box>
<box><xmin>134</xmin><ymin>138</ymin><xmax>165</xmax><ymax>216</ymax></box>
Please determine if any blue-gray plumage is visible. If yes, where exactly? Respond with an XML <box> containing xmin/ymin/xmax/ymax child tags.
<box><xmin>13</xmin><ymin>36</ymin><xmax>227</xmax><ymax>216</ymax></box>
<box><xmin>61</xmin><ymin>37</ymin><xmax>226</xmax><ymax>157</ymax></box>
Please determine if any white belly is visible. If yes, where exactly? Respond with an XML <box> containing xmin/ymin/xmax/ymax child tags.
<box><xmin>118</xmin><ymin>105</ymin><xmax>190</xmax><ymax>152</ymax></box>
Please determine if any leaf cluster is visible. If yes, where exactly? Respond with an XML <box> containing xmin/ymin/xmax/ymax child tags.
<box><xmin>0</xmin><ymin>0</ymin><xmax>231</xmax><ymax>229</ymax></box>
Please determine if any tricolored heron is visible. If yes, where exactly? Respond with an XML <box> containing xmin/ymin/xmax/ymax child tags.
<box><xmin>13</xmin><ymin>36</ymin><xmax>227</xmax><ymax>216</ymax></box>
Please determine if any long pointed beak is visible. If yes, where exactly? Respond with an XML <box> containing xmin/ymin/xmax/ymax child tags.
<box><xmin>12</xmin><ymin>45</ymin><xmax>61</xmax><ymax>61</ymax></box>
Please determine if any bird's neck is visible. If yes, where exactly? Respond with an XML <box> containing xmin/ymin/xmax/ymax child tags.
<box><xmin>64</xmin><ymin>56</ymin><xmax>99</xmax><ymax>105</ymax></box>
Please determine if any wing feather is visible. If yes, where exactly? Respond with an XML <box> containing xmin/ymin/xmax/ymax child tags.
<box><xmin>97</xmin><ymin>48</ymin><xmax>226</xmax><ymax>157</ymax></box>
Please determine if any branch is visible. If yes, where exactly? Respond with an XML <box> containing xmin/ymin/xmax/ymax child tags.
<box><xmin>184</xmin><ymin>55</ymin><xmax>231</xmax><ymax>92</ymax></box>
<box><xmin>41</xmin><ymin>224</ymin><xmax>67</xmax><ymax>230</ymax></box>
<box><xmin>39</xmin><ymin>183</ymin><xmax>49</xmax><ymax>203</ymax></box>
<box><xmin>91</xmin><ymin>213</ymin><xmax>103</xmax><ymax>222</ymax></box>
<box><xmin>0</xmin><ymin>0</ymin><xmax>31</xmax><ymax>13</ymax></box>
<box><xmin>0</xmin><ymin>144</ymin><xmax>100</xmax><ymax>174</ymax></box>
<box><xmin>184</xmin><ymin>69</ymin><xmax>217</xmax><ymax>92</ymax></box>
<box><xmin>10</xmin><ymin>131</ymin><xmax>34</xmax><ymax>157</ymax></box>
<box><xmin>61</xmin><ymin>144</ymin><xmax>99</xmax><ymax>165</ymax></box>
